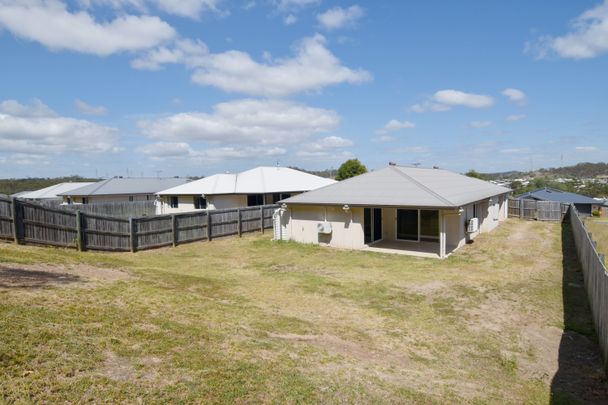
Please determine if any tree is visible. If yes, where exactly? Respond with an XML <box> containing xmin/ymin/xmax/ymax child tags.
<box><xmin>465</xmin><ymin>170</ymin><xmax>485</xmax><ymax>180</ymax></box>
<box><xmin>336</xmin><ymin>159</ymin><xmax>368</xmax><ymax>181</ymax></box>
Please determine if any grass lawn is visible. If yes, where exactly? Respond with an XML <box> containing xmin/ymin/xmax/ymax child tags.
<box><xmin>0</xmin><ymin>219</ymin><xmax>606</xmax><ymax>403</ymax></box>
<box><xmin>585</xmin><ymin>217</ymin><xmax>608</xmax><ymax>263</ymax></box>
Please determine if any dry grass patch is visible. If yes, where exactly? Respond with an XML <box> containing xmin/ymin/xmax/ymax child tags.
<box><xmin>0</xmin><ymin>219</ymin><xmax>606</xmax><ymax>403</ymax></box>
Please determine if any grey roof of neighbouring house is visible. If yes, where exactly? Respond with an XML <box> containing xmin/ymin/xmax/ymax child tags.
<box><xmin>281</xmin><ymin>165</ymin><xmax>511</xmax><ymax>209</ymax></box>
<box><xmin>517</xmin><ymin>188</ymin><xmax>601</xmax><ymax>205</ymax></box>
<box><xmin>58</xmin><ymin>177</ymin><xmax>189</xmax><ymax>197</ymax></box>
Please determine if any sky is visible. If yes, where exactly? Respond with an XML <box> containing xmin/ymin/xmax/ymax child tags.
<box><xmin>0</xmin><ymin>0</ymin><xmax>607</xmax><ymax>178</ymax></box>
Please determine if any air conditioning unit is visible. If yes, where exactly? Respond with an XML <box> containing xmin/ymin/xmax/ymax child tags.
<box><xmin>317</xmin><ymin>222</ymin><xmax>332</xmax><ymax>234</ymax></box>
<box><xmin>467</xmin><ymin>217</ymin><xmax>479</xmax><ymax>233</ymax></box>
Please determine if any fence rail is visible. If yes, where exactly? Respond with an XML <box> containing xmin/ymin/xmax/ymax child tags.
<box><xmin>569</xmin><ymin>204</ymin><xmax>608</xmax><ymax>372</ymax></box>
<box><xmin>0</xmin><ymin>196</ymin><xmax>278</xmax><ymax>252</ymax></box>
<box><xmin>49</xmin><ymin>200</ymin><xmax>157</xmax><ymax>218</ymax></box>
<box><xmin>508</xmin><ymin>198</ymin><xmax>569</xmax><ymax>221</ymax></box>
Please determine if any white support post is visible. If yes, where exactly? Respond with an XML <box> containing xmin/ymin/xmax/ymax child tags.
<box><xmin>439</xmin><ymin>211</ymin><xmax>446</xmax><ymax>259</ymax></box>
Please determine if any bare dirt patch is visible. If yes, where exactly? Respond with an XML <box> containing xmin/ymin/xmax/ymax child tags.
<box><xmin>0</xmin><ymin>263</ymin><xmax>131</xmax><ymax>288</ymax></box>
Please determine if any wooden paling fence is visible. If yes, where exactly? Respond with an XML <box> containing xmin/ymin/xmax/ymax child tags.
<box><xmin>49</xmin><ymin>200</ymin><xmax>157</xmax><ymax>218</ymax></box>
<box><xmin>508</xmin><ymin>198</ymin><xmax>569</xmax><ymax>221</ymax></box>
<box><xmin>569</xmin><ymin>204</ymin><xmax>608</xmax><ymax>372</ymax></box>
<box><xmin>0</xmin><ymin>196</ymin><xmax>278</xmax><ymax>252</ymax></box>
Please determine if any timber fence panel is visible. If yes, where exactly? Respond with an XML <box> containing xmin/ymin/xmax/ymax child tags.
<box><xmin>240</xmin><ymin>206</ymin><xmax>263</xmax><ymax>233</ymax></box>
<box><xmin>58</xmin><ymin>200</ymin><xmax>156</xmax><ymax>218</ymax></box>
<box><xmin>135</xmin><ymin>215</ymin><xmax>173</xmax><ymax>250</ymax></box>
<box><xmin>21</xmin><ymin>201</ymin><xmax>77</xmax><ymax>247</ymax></box>
<box><xmin>522</xmin><ymin>199</ymin><xmax>537</xmax><ymax>219</ymax></box>
<box><xmin>83</xmin><ymin>213</ymin><xmax>130</xmax><ymax>251</ymax></box>
<box><xmin>508</xmin><ymin>198</ymin><xmax>520</xmax><ymax>218</ymax></box>
<box><xmin>262</xmin><ymin>206</ymin><xmax>276</xmax><ymax>229</ymax></box>
<box><xmin>210</xmin><ymin>209</ymin><xmax>239</xmax><ymax>238</ymax></box>
<box><xmin>0</xmin><ymin>197</ymin><xmax>13</xmax><ymax>239</ymax></box>
<box><xmin>537</xmin><ymin>201</ymin><xmax>562</xmax><ymax>221</ymax></box>
<box><xmin>569</xmin><ymin>205</ymin><xmax>608</xmax><ymax>372</ymax></box>
<box><xmin>175</xmin><ymin>212</ymin><xmax>208</xmax><ymax>244</ymax></box>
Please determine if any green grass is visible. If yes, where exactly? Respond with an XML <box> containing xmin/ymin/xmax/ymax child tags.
<box><xmin>0</xmin><ymin>220</ymin><xmax>596</xmax><ymax>403</ymax></box>
<box><xmin>585</xmin><ymin>218</ymin><xmax>608</xmax><ymax>263</ymax></box>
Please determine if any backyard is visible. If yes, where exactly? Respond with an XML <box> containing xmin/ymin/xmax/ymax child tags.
<box><xmin>0</xmin><ymin>219</ymin><xmax>606</xmax><ymax>403</ymax></box>
<box><xmin>585</xmin><ymin>217</ymin><xmax>608</xmax><ymax>264</ymax></box>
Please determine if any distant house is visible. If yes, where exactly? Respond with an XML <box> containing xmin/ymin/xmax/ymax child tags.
<box><xmin>155</xmin><ymin>166</ymin><xmax>336</xmax><ymax>215</ymax></box>
<box><xmin>517</xmin><ymin>187</ymin><xmax>606</xmax><ymax>216</ymax></box>
<box><xmin>58</xmin><ymin>177</ymin><xmax>189</xmax><ymax>205</ymax></box>
<box><xmin>15</xmin><ymin>182</ymin><xmax>94</xmax><ymax>201</ymax></box>
<box><xmin>275</xmin><ymin>165</ymin><xmax>511</xmax><ymax>259</ymax></box>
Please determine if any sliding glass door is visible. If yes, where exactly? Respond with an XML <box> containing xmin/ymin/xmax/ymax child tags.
<box><xmin>364</xmin><ymin>208</ymin><xmax>382</xmax><ymax>244</ymax></box>
<box><xmin>396</xmin><ymin>209</ymin><xmax>419</xmax><ymax>241</ymax></box>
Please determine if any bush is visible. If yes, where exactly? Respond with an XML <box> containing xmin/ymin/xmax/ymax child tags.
<box><xmin>592</xmin><ymin>210</ymin><xmax>600</xmax><ymax>217</ymax></box>
<box><xmin>336</xmin><ymin>159</ymin><xmax>368</xmax><ymax>181</ymax></box>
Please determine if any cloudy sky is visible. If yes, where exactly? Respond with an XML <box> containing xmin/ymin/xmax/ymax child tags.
<box><xmin>0</xmin><ymin>0</ymin><xmax>607</xmax><ymax>178</ymax></box>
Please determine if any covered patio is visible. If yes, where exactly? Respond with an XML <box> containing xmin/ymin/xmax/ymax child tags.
<box><xmin>363</xmin><ymin>239</ymin><xmax>442</xmax><ymax>258</ymax></box>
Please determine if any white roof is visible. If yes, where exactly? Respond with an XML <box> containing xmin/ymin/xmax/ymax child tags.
<box><xmin>157</xmin><ymin>167</ymin><xmax>336</xmax><ymax>196</ymax></box>
<box><xmin>18</xmin><ymin>182</ymin><xmax>95</xmax><ymax>200</ymax></box>
<box><xmin>282</xmin><ymin>166</ymin><xmax>511</xmax><ymax>209</ymax></box>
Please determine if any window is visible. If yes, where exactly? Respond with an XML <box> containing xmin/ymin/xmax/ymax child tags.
<box><xmin>194</xmin><ymin>196</ymin><xmax>207</xmax><ymax>209</ymax></box>
<box><xmin>272</xmin><ymin>193</ymin><xmax>291</xmax><ymax>203</ymax></box>
<box><xmin>129</xmin><ymin>196</ymin><xmax>134</xmax><ymax>202</ymax></box>
<box><xmin>397</xmin><ymin>209</ymin><xmax>419</xmax><ymax>241</ymax></box>
<box><xmin>247</xmin><ymin>194</ymin><xmax>264</xmax><ymax>206</ymax></box>
<box><xmin>82</xmin><ymin>197</ymin><xmax>88</xmax><ymax>205</ymax></box>
<box><xmin>146</xmin><ymin>195</ymin><xmax>150</xmax><ymax>201</ymax></box>
<box><xmin>420</xmin><ymin>210</ymin><xmax>439</xmax><ymax>241</ymax></box>
<box><xmin>170</xmin><ymin>196</ymin><xmax>179</xmax><ymax>208</ymax></box>
<box><xmin>66</xmin><ymin>197</ymin><xmax>72</xmax><ymax>205</ymax></box>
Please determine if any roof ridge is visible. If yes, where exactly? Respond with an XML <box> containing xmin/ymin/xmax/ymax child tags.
<box><xmin>390</xmin><ymin>166</ymin><xmax>456</xmax><ymax>207</ymax></box>
<box><xmin>82</xmin><ymin>178</ymin><xmax>112</xmax><ymax>196</ymax></box>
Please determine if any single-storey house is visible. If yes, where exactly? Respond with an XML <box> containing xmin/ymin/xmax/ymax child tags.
<box><xmin>517</xmin><ymin>187</ymin><xmax>606</xmax><ymax>216</ymax></box>
<box><xmin>275</xmin><ymin>165</ymin><xmax>511</xmax><ymax>259</ymax></box>
<box><xmin>58</xmin><ymin>177</ymin><xmax>189</xmax><ymax>205</ymax></box>
<box><xmin>155</xmin><ymin>166</ymin><xmax>336</xmax><ymax>215</ymax></box>
<box><xmin>15</xmin><ymin>182</ymin><xmax>94</xmax><ymax>202</ymax></box>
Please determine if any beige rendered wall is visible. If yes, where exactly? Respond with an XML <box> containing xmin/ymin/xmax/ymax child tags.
<box><xmin>285</xmin><ymin>205</ymin><xmax>365</xmax><ymax>249</ymax></box>
<box><xmin>156</xmin><ymin>195</ymin><xmax>203</xmax><ymax>215</ymax></box>
<box><xmin>208</xmin><ymin>194</ymin><xmax>248</xmax><ymax>210</ymax></box>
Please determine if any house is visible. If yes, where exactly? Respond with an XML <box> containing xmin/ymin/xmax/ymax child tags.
<box><xmin>155</xmin><ymin>166</ymin><xmax>336</xmax><ymax>214</ymax></box>
<box><xmin>15</xmin><ymin>182</ymin><xmax>94</xmax><ymax>201</ymax></box>
<box><xmin>274</xmin><ymin>165</ymin><xmax>511</xmax><ymax>259</ymax></box>
<box><xmin>58</xmin><ymin>177</ymin><xmax>189</xmax><ymax>205</ymax></box>
<box><xmin>517</xmin><ymin>187</ymin><xmax>606</xmax><ymax>216</ymax></box>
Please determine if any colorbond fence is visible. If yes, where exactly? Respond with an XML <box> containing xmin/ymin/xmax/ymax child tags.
<box><xmin>508</xmin><ymin>198</ymin><xmax>569</xmax><ymax>221</ymax></box>
<box><xmin>0</xmin><ymin>196</ymin><xmax>278</xmax><ymax>252</ymax></box>
<box><xmin>569</xmin><ymin>205</ymin><xmax>608</xmax><ymax>372</ymax></box>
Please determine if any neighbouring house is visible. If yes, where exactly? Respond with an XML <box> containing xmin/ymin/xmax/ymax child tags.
<box><xmin>58</xmin><ymin>177</ymin><xmax>189</xmax><ymax>205</ymax></box>
<box><xmin>517</xmin><ymin>187</ymin><xmax>607</xmax><ymax>216</ymax></box>
<box><xmin>155</xmin><ymin>166</ymin><xmax>336</xmax><ymax>215</ymax></box>
<box><xmin>14</xmin><ymin>182</ymin><xmax>94</xmax><ymax>202</ymax></box>
<box><xmin>274</xmin><ymin>165</ymin><xmax>511</xmax><ymax>259</ymax></box>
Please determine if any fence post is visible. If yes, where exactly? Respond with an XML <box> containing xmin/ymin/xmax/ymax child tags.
<box><xmin>237</xmin><ymin>208</ymin><xmax>242</xmax><ymax>237</ymax></box>
<box><xmin>260</xmin><ymin>206</ymin><xmax>264</xmax><ymax>234</ymax></box>
<box><xmin>207</xmin><ymin>211</ymin><xmax>212</xmax><ymax>241</ymax></box>
<box><xmin>75</xmin><ymin>211</ymin><xmax>84</xmax><ymax>251</ymax></box>
<box><xmin>172</xmin><ymin>214</ymin><xmax>177</xmax><ymax>247</ymax></box>
<box><xmin>11</xmin><ymin>198</ymin><xmax>22</xmax><ymax>245</ymax></box>
<box><xmin>129</xmin><ymin>217</ymin><xmax>136</xmax><ymax>253</ymax></box>
<box><xmin>519</xmin><ymin>200</ymin><xmax>524</xmax><ymax>219</ymax></box>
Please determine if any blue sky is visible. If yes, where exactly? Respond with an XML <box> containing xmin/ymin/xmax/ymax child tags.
<box><xmin>0</xmin><ymin>0</ymin><xmax>607</xmax><ymax>178</ymax></box>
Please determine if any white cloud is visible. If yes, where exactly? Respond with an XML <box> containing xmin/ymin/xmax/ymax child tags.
<box><xmin>138</xmin><ymin>99</ymin><xmax>340</xmax><ymax>145</ymax></box>
<box><xmin>410</xmin><ymin>90</ymin><xmax>494</xmax><ymax>112</ymax></box>
<box><xmin>506</xmin><ymin>114</ymin><xmax>526</xmax><ymax>122</ymax></box>
<box><xmin>374</xmin><ymin>119</ymin><xmax>415</xmax><ymax>138</ymax></box>
<box><xmin>527</xmin><ymin>0</ymin><xmax>608</xmax><ymax>59</ymax></box>
<box><xmin>75</xmin><ymin>99</ymin><xmax>108</xmax><ymax>116</ymax></box>
<box><xmin>433</xmin><ymin>90</ymin><xmax>494</xmax><ymax>108</ymax></box>
<box><xmin>132</xmin><ymin>34</ymin><xmax>372</xmax><ymax>97</ymax></box>
<box><xmin>284</xmin><ymin>14</ymin><xmax>297</xmax><ymax>25</ymax></box>
<box><xmin>0</xmin><ymin>0</ymin><xmax>176</xmax><ymax>56</ymax></box>
<box><xmin>317</xmin><ymin>5</ymin><xmax>364</xmax><ymax>30</ymax></box>
<box><xmin>138</xmin><ymin>142</ymin><xmax>287</xmax><ymax>162</ymax></box>
<box><xmin>79</xmin><ymin>0</ymin><xmax>224</xmax><ymax>19</ymax></box>
<box><xmin>469</xmin><ymin>120</ymin><xmax>492</xmax><ymax>128</ymax></box>
<box><xmin>408</xmin><ymin>101</ymin><xmax>450</xmax><ymax>113</ymax></box>
<box><xmin>575</xmin><ymin>146</ymin><xmax>599</xmax><ymax>151</ymax></box>
<box><xmin>400</xmin><ymin>146</ymin><xmax>428</xmax><ymax>153</ymax></box>
<box><xmin>501</xmin><ymin>88</ymin><xmax>527</xmax><ymax>105</ymax></box>
<box><xmin>0</xmin><ymin>99</ymin><xmax>118</xmax><ymax>157</ymax></box>
<box><xmin>0</xmin><ymin>99</ymin><xmax>56</xmax><ymax>117</ymax></box>
<box><xmin>275</xmin><ymin>0</ymin><xmax>320</xmax><ymax>11</ymax></box>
